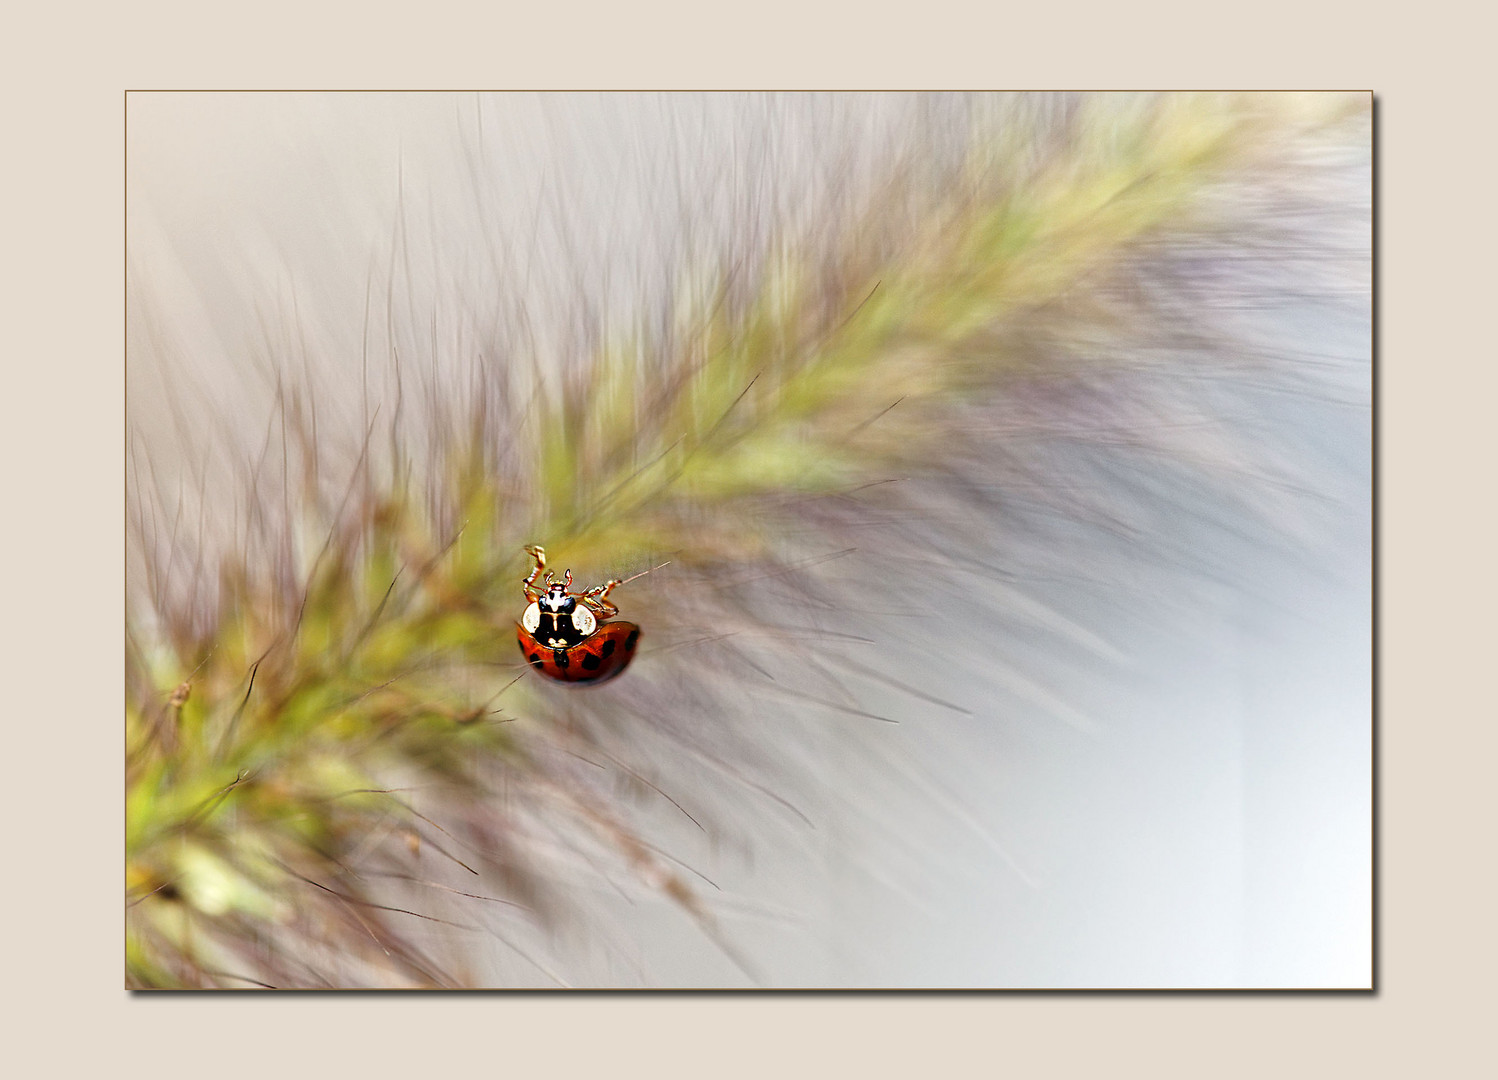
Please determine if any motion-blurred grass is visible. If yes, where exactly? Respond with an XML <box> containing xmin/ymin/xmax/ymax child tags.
<box><xmin>126</xmin><ymin>92</ymin><xmax>1368</xmax><ymax>988</ymax></box>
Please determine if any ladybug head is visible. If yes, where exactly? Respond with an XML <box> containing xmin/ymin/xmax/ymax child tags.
<box><xmin>540</xmin><ymin>571</ymin><xmax>577</xmax><ymax>615</ymax></box>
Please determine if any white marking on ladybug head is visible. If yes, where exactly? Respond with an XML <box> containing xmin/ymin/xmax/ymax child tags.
<box><xmin>541</xmin><ymin>582</ymin><xmax>573</xmax><ymax>612</ymax></box>
<box><xmin>521</xmin><ymin>602</ymin><xmax>541</xmax><ymax>634</ymax></box>
<box><xmin>570</xmin><ymin>605</ymin><xmax>597</xmax><ymax>637</ymax></box>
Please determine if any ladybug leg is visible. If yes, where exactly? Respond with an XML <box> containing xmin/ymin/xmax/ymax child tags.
<box><xmin>580</xmin><ymin>578</ymin><xmax>622</xmax><ymax>620</ymax></box>
<box><xmin>522</xmin><ymin>545</ymin><xmax>547</xmax><ymax>602</ymax></box>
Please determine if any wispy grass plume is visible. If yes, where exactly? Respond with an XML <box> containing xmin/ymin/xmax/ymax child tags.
<box><xmin>126</xmin><ymin>92</ymin><xmax>1368</xmax><ymax>988</ymax></box>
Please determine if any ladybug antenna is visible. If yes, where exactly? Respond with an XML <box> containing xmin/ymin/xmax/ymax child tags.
<box><xmin>563</xmin><ymin>568</ymin><xmax>573</xmax><ymax>589</ymax></box>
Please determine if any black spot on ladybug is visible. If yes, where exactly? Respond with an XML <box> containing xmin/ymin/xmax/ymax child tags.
<box><xmin>601</xmin><ymin>638</ymin><xmax>616</xmax><ymax>658</ymax></box>
<box><xmin>528</xmin><ymin>652</ymin><xmax>542</xmax><ymax>666</ymax></box>
<box><xmin>538</xmin><ymin>608</ymin><xmax>586</xmax><ymax>649</ymax></box>
<box><xmin>625</xmin><ymin>629</ymin><xmax>639</xmax><ymax>651</ymax></box>
<box><xmin>552</xmin><ymin>649</ymin><xmax>570</xmax><ymax>669</ymax></box>
<box><xmin>581</xmin><ymin>653</ymin><xmax>601</xmax><ymax>671</ymax></box>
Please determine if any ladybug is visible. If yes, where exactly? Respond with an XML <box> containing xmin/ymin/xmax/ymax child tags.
<box><xmin>516</xmin><ymin>545</ymin><xmax>640</xmax><ymax>685</ymax></box>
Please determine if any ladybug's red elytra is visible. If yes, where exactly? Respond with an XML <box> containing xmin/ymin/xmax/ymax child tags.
<box><xmin>517</xmin><ymin>545</ymin><xmax>640</xmax><ymax>685</ymax></box>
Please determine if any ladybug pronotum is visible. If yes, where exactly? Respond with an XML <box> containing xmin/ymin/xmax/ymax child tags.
<box><xmin>516</xmin><ymin>545</ymin><xmax>640</xmax><ymax>685</ymax></box>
